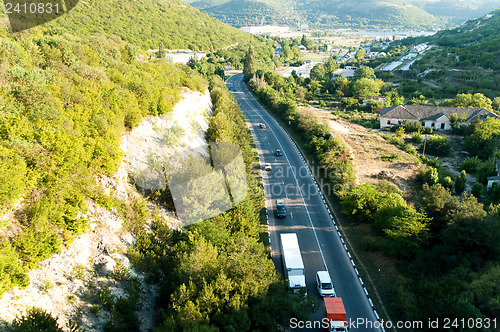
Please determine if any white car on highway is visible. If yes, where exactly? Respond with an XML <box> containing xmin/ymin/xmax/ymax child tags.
<box><xmin>316</xmin><ymin>271</ymin><xmax>336</xmax><ymax>297</ymax></box>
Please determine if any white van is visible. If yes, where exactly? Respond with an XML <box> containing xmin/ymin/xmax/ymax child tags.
<box><xmin>316</xmin><ymin>271</ymin><xmax>335</xmax><ymax>297</ymax></box>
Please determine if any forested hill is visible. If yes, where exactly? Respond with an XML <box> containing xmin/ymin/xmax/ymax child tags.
<box><xmin>397</xmin><ymin>9</ymin><xmax>500</xmax><ymax>97</ymax></box>
<box><xmin>299</xmin><ymin>0</ymin><xmax>446</xmax><ymax>30</ymax></box>
<box><xmin>43</xmin><ymin>0</ymin><xmax>254</xmax><ymax>50</ymax></box>
<box><xmin>430</xmin><ymin>8</ymin><xmax>500</xmax><ymax>48</ymax></box>
<box><xmin>184</xmin><ymin>0</ymin><xmax>500</xmax><ymax>30</ymax></box>
<box><xmin>407</xmin><ymin>0</ymin><xmax>500</xmax><ymax>26</ymax></box>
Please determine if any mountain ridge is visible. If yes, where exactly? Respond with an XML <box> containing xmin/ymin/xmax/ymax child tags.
<box><xmin>183</xmin><ymin>0</ymin><xmax>500</xmax><ymax>30</ymax></box>
<box><xmin>39</xmin><ymin>0</ymin><xmax>256</xmax><ymax>51</ymax></box>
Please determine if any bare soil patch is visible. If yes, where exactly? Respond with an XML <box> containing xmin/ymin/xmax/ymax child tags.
<box><xmin>306</xmin><ymin>107</ymin><xmax>423</xmax><ymax>191</ymax></box>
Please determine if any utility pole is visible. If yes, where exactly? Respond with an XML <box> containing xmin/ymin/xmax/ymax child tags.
<box><xmin>422</xmin><ymin>134</ymin><xmax>427</xmax><ymax>157</ymax></box>
<box><xmin>493</xmin><ymin>146</ymin><xmax>498</xmax><ymax>172</ymax></box>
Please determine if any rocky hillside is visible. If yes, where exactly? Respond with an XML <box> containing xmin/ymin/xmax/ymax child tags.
<box><xmin>0</xmin><ymin>25</ymin><xmax>206</xmax><ymax>299</ymax></box>
<box><xmin>0</xmin><ymin>89</ymin><xmax>212</xmax><ymax>330</ymax></box>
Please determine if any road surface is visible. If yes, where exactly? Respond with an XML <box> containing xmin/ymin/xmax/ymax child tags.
<box><xmin>226</xmin><ymin>73</ymin><xmax>383</xmax><ymax>332</ymax></box>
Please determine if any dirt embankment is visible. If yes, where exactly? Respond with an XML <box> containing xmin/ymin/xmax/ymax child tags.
<box><xmin>309</xmin><ymin>107</ymin><xmax>423</xmax><ymax>191</ymax></box>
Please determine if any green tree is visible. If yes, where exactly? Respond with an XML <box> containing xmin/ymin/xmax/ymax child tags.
<box><xmin>324</xmin><ymin>53</ymin><xmax>339</xmax><ymax>79</ymax></box>
<box><xmin>424</xmin><ymin>136</ymin><xmax>451</xmax><ymax>156</ymax></box>
<box><xmin>385</xmin><ymin>91</ymin><xmax>404</xmax><ymax>106</ymax></box>
<box><xmin>492</xmin><ymin>97</ymin><xmax>500</xmax><ymax>112</ymax></box>
<box><xmin>0</xmin><ymin>146</ymin><xmax>28</xmax><ymax>209</ymax></box>
<box><xmin>454</xmin><ymin>93</ymin><xmax>492</xmax><ymax>109</ymax></box>
<box><xmin>0</xmin><ymin>241</ymin><xmax>29</xmax><ymax>294</ymax></box>
<box><xmin>423</xmin><ymin>167</ymin><xmax>439</xmax><ymax>185</ymax></box>
<box><xmin>157</xmin><ymin>42</ymin><xmax>165</xmax><ymax>59</ymax></box>
<box><xmin>307</xmin><ymin>80</ymin><xmax>320</xmax><ymax>98</ymax></box>
<box><xmin>310</xmin><ymin>64</ymin><xmax>326</xmax><ymax>80</ymax></box>
<box><xmin>295</xmin><ymin>86</ymin><xmax>307</xmax><ymax>100</ymax></box>
<box><xmin>464</xmin><ymin>117</ymin><xmax>500</xmax><ymax>159</ymax></box>
<box><xmin>382</xmin><ymin>207</ymin><xmax>430</xmax><ymax>253</ymax></box>
<box><xmin>409</xmin><ymin>95</ymin><xmax>428</xmax><ymax>105</ymax></box>
<box><xmin>351</xmin><ymin>78</ymin><xmax>382</xmax><ymax>98</ymax></box>
<box><xmin>354</xmin><ymin>66</ymin><xmax>375</xmax><ymax>80</ymax></box>
<box><xmin>341</xmin><ymin>184</ymin><xmax>405</xmax><ymax>222</ymax></box>
<box><xmin>447</xmin><ymin>193</ymin><xmax>486</xmax><ymax>224</ymax></box>
<box><xmin>333</xmin><ymin>76</ymin><xmax>348</xmax><ymax>97</ymax></box>
<box><xmin>421</xmin><ymin>183</ymin><xmax>456</xmax><ymax>232</ymax></box>
<box><xmin>290</xmin><ymin>44</ymin><xmax>303</xmax><ymax>64</ymax></box>
<box><xmin>280</xmin><ymin>43</ymin><xmax>291</xmax><ymax>62</ymax></box>
<box><xmin>243</xmin><ymin>46</ymin><xmax>256</xmax><ymax>75</ymax></box>
<box><xmin>355</xmin><ymin>49</ymin><xmax>366</xmax><ymax>62</ymax></box>
<box><xmin>300</xmin><ymin>35</ymin><xmax>310</xmax><ymax>49</ymax></box>
<box><xmin>455</xmin><ymin>170</ymin><xmax>467</xmax><ymax>194</ymax></box>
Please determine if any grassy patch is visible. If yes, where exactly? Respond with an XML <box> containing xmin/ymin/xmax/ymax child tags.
<box><xmin>377</xmin><ymin>153</ymin><xmax>400</xmax><ymax>162</ymax></box>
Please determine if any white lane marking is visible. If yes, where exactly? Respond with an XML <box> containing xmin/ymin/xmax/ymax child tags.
<box><xmin>290</xmin><ymin>212</ymin><xmax>293</xmax><ymax>218</ymax></box>
<box><xmin>230</xmin><ymin>75</ymin><xmax>329</xmax><ymax>271</ymax></box>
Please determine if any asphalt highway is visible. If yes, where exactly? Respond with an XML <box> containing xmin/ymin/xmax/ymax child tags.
<box><xmin>226</xmin><ymin>73</ymin><xmax>383</xmax><ymax>332</ymax></box>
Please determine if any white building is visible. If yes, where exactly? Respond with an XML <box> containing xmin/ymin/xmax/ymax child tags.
<box><xmin>487</xmin><ymin>161</ymin><xmax>500</xmax><ymax>189</ymax></box>
<box><xmin>240</xmin><ymin>25</ymin><xmax>290</xmax><ymax>35</ymax></box>
<box><xmin>164</xmin><ymin>52</ymin><xmax>206</xmax><ymax>64</ymax></box>
<box><xmin>380</xmin><ymin>105</ymin><xmax>499</xmax><ymax>130</ymax></box>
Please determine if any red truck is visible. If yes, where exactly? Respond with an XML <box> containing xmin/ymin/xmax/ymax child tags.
<box><xmin>324</xmin><ymin>297</ymin><xmax>348</xmax><ymax>331</ymax></box>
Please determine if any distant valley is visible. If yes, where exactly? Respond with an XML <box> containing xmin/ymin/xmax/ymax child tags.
<box><xmin>183</xmin><ymin>0</ymin><xmax>500</xmax><ymax>30</ymax></box>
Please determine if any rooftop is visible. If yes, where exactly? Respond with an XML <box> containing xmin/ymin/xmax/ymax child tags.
<box><xmin>380</xmin><ymin>105</ymin><xmax>499</xmax><ymax>122</ymax></box>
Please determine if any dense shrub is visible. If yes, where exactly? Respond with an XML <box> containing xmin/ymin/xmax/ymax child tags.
<box><xmin>460</xmin><ymin>156</ymin><xmax>481</xmax><ymax>173</ymax></box>
<box><xmin>465</xmin><ymin>117</ymin><xmax>500</xmax><ymax>159</ymax></box>
<box><xmin>402</xmin><ymin>120</ymin><xmax>424</xmax><ymax>133</ymax></box>
<box><xmin>10</xmin><ymin>308</ymin><xmax>63</xmax><ymax>332</ymax></box>
<box><xmin>422</xmin><ymin>136</ymin><xmax>451</xmax><ymax>156</ymax></box>
<box><xmin>341</xmin><ymin>183</ymin><xmax>429</xmax><ymax>257</ymax></box>
<box><xmin>0</xmin><ymin>241</ymin><xmax>30</xmax><ymax>294</ymax></box>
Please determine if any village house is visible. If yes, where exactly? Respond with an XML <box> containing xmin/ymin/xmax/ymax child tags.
<box><xmin>487</xmin><ymin>160</ymin><xmax>500</xmax><ymax>189</ymax></box>
<box><xmin>362</xmin><ymin>96</ymin><xmax>387</xmax><ymax>106</ymax></box>
<box><xmin>379</xmin><ymin>105</ymin><xmax>499</xmax><ymax>130</ymax></box>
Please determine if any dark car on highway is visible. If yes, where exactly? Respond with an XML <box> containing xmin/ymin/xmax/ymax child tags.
<box><xmin>275</xmin><ymin>199</ymin><xmax>286</xmax><ymax>218</ymax></box>
<box><xmin>275</xmin><ymin>150</ymin><xmax>283</xmax><ymax>156</ymax></box>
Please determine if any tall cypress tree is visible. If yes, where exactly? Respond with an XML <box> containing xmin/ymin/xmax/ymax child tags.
<box><xmin>243</xmin><ymin>46</ymin><xmax>256</xmax><ymax>75</ymax></box>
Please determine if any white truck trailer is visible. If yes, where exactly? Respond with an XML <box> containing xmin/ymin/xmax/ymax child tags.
<box><xmin>280</xmin><ymin>233</ymin><xmax>306</xmax><ymax>291</ymax></box>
